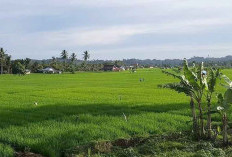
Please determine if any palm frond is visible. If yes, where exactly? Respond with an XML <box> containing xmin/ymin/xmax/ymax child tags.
<box><xmin>222</xmin><ymin>75</ymin><xmax>232</xmax><ymax>88</ymax></box>
<box><xmin>161</xmin><ymin>70</ymin><xmax>182</xmax><ymax>80</ymax></box>
<box><xmin>183</xmin><ymin>59</ymin><xmax>199</xmax><ymax>89</ymax></box>
<box><xmin>159</xmin><ymin>82</ymin><xmax>192</xmax><ymax>96</ymax></box>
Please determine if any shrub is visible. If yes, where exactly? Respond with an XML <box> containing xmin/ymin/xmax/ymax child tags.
<box><xmin>194</xmin><ymin>150</ymin><xmax>213</xmax><ymax>157</ymax></box>
<box><xmin>196</xmin><ymin>142</ymin><xmax>213</xmax><ymax>151</ymax></box>
<box><xmin>115</xmin><ymin>147</ymin><xmax>140</xmax><ymax>157</ymax></box>
<box><xmin>211</xmin><ymin>148</ymin><xmax>225</xmax><ymax>157</ymax></box>
<box><xmin>0</xmin><ymin>143</ymin><xmax>14</xmax><ymax>157</ymax></box>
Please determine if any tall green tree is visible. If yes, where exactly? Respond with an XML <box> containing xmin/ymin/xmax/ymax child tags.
<box><xmin>70</xmin><ymin>53</ymin><xmax>77</xmax><ymax>63</ymax></box>
<box><xmin>24</xmin><ymin>58</ymin><xmax>31</xmax><ymax>69</ymax></box>
<box><xmin>0</xmin><ymin>48</ymin><xmax>5</xmax><ymax>74</ymax></box>
<box><xmin>51</xmin><ymin>57</ymin><xmax>57</xmax><ymax>69</ymax></box>
<box><xmin>12</xmin><ymin>60</ymin><xmax>25</xmax><ymax>75</ymax></box>
<box><xmin>60</xmin><ymin>50</ymin><xmax>68</xmax><ymax>71</ymax></box>
<box><xmin>5</xmin><ymin>55</ymin><xmax>11</xmax><ymax>74</ymax></box>
<box><xmin>83</xmin><ymin>51</ymin><xmax>90</xmax><ymax>62</ymax></box>
<box><xmin>31</xmin><ymin>62</ymin><xmax>42</xmax><ymax>73</ymax></box>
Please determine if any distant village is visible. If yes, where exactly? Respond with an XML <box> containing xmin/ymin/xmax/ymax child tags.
<box><xmin>0</xmin><ymin>48</ymin><xmax>148</xmax><ymax>75</ymax></box>
<box><xmin>1</xmin><ymin>47</ymin><xmax>232</xmax><ymax>75</ymax></box>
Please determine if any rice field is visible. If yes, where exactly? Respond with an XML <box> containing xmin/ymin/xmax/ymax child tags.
<box><xmin>0</xmin><ymin>68</ymin><xmax>231</xmax><ymax>156</ymax></box>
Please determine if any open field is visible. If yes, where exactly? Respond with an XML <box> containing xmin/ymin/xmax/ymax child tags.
<box><xmin>0</xmin><ymin>68</ymin><xmax>232</xmax><ymax>156</ymax></box>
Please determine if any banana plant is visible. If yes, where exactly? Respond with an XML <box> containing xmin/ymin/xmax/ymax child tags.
<box><xmin>217</xmin><ymin>75</ymin><xmax>232</xmax><ymax>145</ymax></box>
<box><xmin>160</xmin><ymin>79</ymin><xmax>199</xmax><ymax>139</ymax></box>
<box><xmin>205</xmin><ymin>68</ymin><xmax>220</xmax><ymax>139</ymax></box>
<box><xmin>161</xmin><ymin>59</ymin><xmax>209</xmax><ymax>138</ymax></box>
<box><xmin>182</xmin><ymin>60</ymin><xmax>208</xmax><ymax>137</ymax></box>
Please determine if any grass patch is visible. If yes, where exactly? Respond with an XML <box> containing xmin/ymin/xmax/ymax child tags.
<box><xmin>0</xmin><ymin>68</ymin><xmax>231</xmax><ymax>156</ymax></box>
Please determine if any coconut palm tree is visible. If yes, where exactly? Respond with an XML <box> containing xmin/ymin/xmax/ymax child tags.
<box><xmin>70</xmin><ymin>53</ymin><xmax>77</xmax><ymax>63</ymax></box>
<box><xmin>0</xmin><ymin>48</ymin><xmax>5</xmax><ymax>74</ymax></box>
<box><xmin>83</xmin><ymin>51</ymin><xmax>90</xmax><ymax>62</ymax></box>
<box><xmin>60</xmin><ymin>50</ymin><xmax>68</xmax><ymax>71</ymax></box>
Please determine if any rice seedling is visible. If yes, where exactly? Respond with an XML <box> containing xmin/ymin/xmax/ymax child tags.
<box><xmin>0</xmin><ymin>68</ymin><xmax>231</xmax><ymax>156</ymax></box>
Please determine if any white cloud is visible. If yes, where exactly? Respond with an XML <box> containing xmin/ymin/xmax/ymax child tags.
<box><xmin>1</xmin><ymin>0</ymin><xmax>232</xmax><ymax>59</ymax></box>
<box><xmin>6</xmin><ymin>17</ymin><xmax>230</xmax><ymax>47</ymax></box>
<box><xmin>93</xmin><ymin>44</ymin><xmax>232</xmax><ymax>60</ymax></box>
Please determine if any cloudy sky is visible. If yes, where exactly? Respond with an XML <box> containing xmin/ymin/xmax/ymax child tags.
<box><xmin>0</xmin><ymin>0</ymin><xmax>232</xmax><ymax>60</ymax></box>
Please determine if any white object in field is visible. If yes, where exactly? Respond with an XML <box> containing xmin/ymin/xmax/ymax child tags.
<box><xmin>34</xmin><ymin>102</ymin><xmax>38</xmax><ymax>106</ymax></box>
<box><xmin>217</xmin><ymin>106</ymin><xmax>224</xmax><ymax>111</ymax></box>
<box><xmin>42</xmin><ymin>67</ymin><xmax>55</xmax><ymax>74</ymax></box>
<box><xmin>123</xmin><ymin>113</ymin><xmax>127</xmax><ymax>122</ymax></box>
<box><xmin>202</xmin><ymin>70</ymin><xmax>207</xmax><ymax>75</ymax></box>
<box><xmin>25</xmin><ymin>69</ymin><xmax>31</xmax><ymax>74</ymax></box>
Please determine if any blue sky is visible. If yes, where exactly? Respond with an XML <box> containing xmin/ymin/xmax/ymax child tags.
<box><xmin>0</xmin><ymin>0</ymin><xmax>232</xmax><ymax>60</ymax></box>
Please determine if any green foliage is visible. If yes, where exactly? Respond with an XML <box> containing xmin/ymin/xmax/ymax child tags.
<box><xmin>83</xmin><ymin>51</ymin><xmax>90</xmax><ymax>61</ymax></box>
<box><xmin>60</xmin><ymin>50</ymin><xmax>68</xmax><ymax>60</ymax></box>
<box><xmin>115</xmin><ymin>148</ymin><xmax>140</xmax><ymax>157</ymax></box>
<box><xmin>0</xmin><ymin>143</ymin><xmax>14</xmax><ymax>157</ymax></box>
<box><xmin>217</xmin><ymin>76</ymin><xmax>232</xmax><ymax>111</ymax></box>
<box><xmin>221</xmin><ymin>75</ymin><xmax>232</xmax><ymax>89</ymax></box>
<box><xmin>207</xmin><ymin>68</ymin><xmax>220</xmax><ymax>93</ymax></box>
<box><xmin>211</xmin><ymin>148</ymin><xmax>226</xmax><ymax>157</ymax></box>
<box><xmin>194</xmin><ymin>149</ymin><xmax>213</xmax><ymax>157</ymax></box>
<box><xmin>183</xmin><ymin>59</ymin><xmax>199</xmax><ymax>90</ymax></box>
<box><xmin>194</xmin><ymin>148</ymin><xmax>226</xmax><ymax>157</ymax></box>
<box><xmin>196</xmin><ymin>142</ymin><xmax>213</xmax><ymax>151</ymax></box>
<box><xmin>31</xmin><ymin>61</ymin><xmax>43</xmax><ymax>73</ymax></box>
<box><xmin>12</xmin><ymin>61</ymin><xmax>25</xmax><ymax>75</ymax></box>
<box><xmin>70</xmin><ymin>53</ymin><xmax>77</xmax><ymax>63</ymax></box>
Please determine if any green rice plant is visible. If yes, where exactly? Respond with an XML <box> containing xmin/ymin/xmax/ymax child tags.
<box><xmin>0</xmin><ymin>68</ymin><xmax>231</xmax><ymax>156</ymax></box>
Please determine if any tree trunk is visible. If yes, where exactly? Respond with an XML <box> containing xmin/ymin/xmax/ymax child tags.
<box><xmin>190</xmin><ymin>97</ymin><xmax>199</xmax><ymax>139</ymax></box>
<box><xmin>63</xmin><ymin>60</ymin><xmax>66</xmax><ymax>72</ymax></box>
<box><xmin>198</xmin><ymin>100</ymin><xmax>205</xmax><ymax>137</ymax></box>
<box><xmin>8</xmin><ymin>66</ymin><xmax>10</xmax><ymax>74</ymax></box>
<box><xmin>223</xmin><ymin>113</ymin><xmax>228</xmax><ymax>145</ymax></box>
<box><xmin>207</xmin><ymin>98</ymin><xmax>212</xmax><ymax>139</ymax></box>
<box><xmin>0</xmin><ymin>61</ymin><xmax>3</xmax><ymax>74</ymax></box>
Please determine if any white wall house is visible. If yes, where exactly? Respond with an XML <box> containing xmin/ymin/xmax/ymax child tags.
<box><xmin>42</xmin><ymin>67</ymin><xmax>55</xmax><ymax>74</ymax></box>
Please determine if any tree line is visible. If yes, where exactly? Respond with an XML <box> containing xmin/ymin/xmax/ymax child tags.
<box><xmin>0</xmin><ymin>48</ymin><xmax>110</xmax><ymax>74</ymax></box>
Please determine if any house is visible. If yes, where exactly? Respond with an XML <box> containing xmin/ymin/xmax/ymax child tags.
<box><xmin>42</xmin><ymin>67</ymin><xmax>62</xmax><ymax>74</ymax></box>
<box><xmin>120</xmin><ymin>66</ymin><xmax>125</xmax><ymax>71</ymax></box>
<box><xmin>103</xmin><ymin>64</ymin><xmax>123</xmax><ymax>72</ymax></box>
<box><xmin>42</xmin><ymin>67</ymin><xmax>55</xmax><ymax>74</ymax></box>
<box><xmin>25</xmin><ymin>69</ymin><xmax>31</xmax><ymax>74</ymax></box>
<box><xmin>103</xmin><ymin>65</ymin><xmax>116</xmax><ymax>71</ymax></box>
<box><xmin>113</xmin><ymin>67</ymin><xmax>121</xmax><ymax>72</ymax></box>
